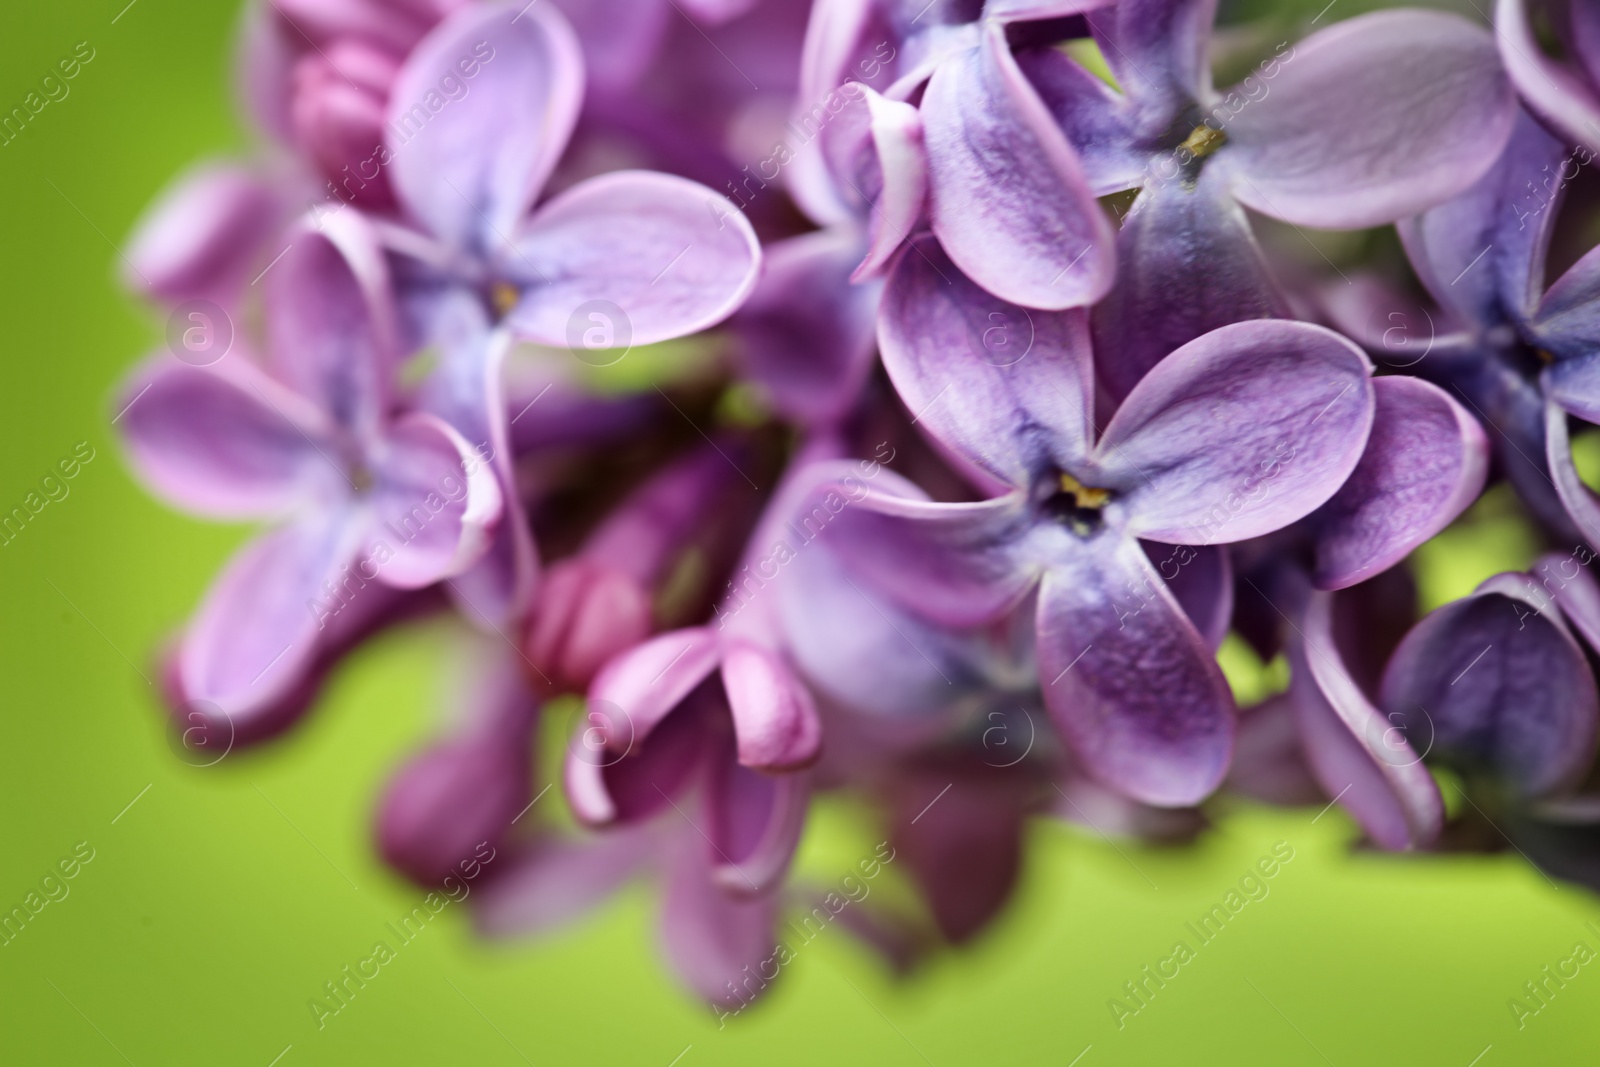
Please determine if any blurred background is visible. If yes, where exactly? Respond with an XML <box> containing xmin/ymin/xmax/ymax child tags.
<box><xmin>1</xmin><ymin>1</ymin><xmax>1595</xmax><ymax>1064</ymax></box>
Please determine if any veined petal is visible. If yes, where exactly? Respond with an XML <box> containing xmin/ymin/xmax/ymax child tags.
<box><xmin>1016</xmin><ymin>44</ymin><xmax>1145</xmax><ymax>195</ymax></box>
<box><xmin>1037</xmin><ymin>533</ymin><xmax>1234</xmax><ymax>807</ymax></box>
<box><xmin>921</xmin><ymin>23</ymin><xmax>1114</xmax><ymax>309</ymax></box>
<box><xmin>1096</xmin><ymin>320</ymin><xmax>1374</xmax><ymax>545</ymax></box>
<box><xmin>116</xmin><ymin>353</ymin><xmax>328</xmax><ymax>521</ymax></box>
<box><xmin>1091</xmin><ymin>167</ymin><xmax>1288</xmax><ymax>403</ymax></box>
<box><xmin>880</xmin><ymin>236</ymin><xmax>1097</xmax><ymax>491</ymax></box>
<box><xmin>1223</xmin><ymin>10</ymin><xmax>1515</xmax><ymax>229</ymax></box>
<box><xmin>364</xmin><ymin>412</ymin><xmax>503</xmax><ymax>588</ymax></box>
<box><xmin>1292</xmin><ymin>589</ymin><xmax>1443</xmax><ymax>851</ymax></box>
<box><xmin>1380</xmin><ymin>574</ymin><xmax>1600</xmax><ymax>799</ymax></box>
<box><xmin>386</xmin><ymin>2</ymin><xmax>583</xmax><ymax>252</ymax></box>
<box><xmin>1312</xmin><ymin>377</ymin><xmax>1488</xmax><ymax>590</ymax></box>
<box><xmin>507</xmin><ymin>171</ymin><xmax>761</xmax><ymax>347</ymax></box>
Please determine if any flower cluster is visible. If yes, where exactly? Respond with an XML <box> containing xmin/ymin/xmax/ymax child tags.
<box><xmin>115</xmin><ymin>0</ymin><xmax>1600</xmax><ymax>1011</ymax></box>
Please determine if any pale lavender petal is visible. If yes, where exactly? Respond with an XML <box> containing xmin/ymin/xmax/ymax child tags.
<box><xmin>799</xmin><ymin>0</ymin><xmax>895</xmax><ymax>109</ymax></box>
<box><xmin>180</xmin><ymin>512</ymin><xmax>363</xmax><ymax>722</ymax></box>
<box><xmin>1223</xmin><ymin>10</ymin><xmax>1516</xmax><ymax>229</ymax></box>
<box><xmin>1312</xmin><ymin>377</ymin><xmax>1488</xmax><ymax>590</ymax></box>
<box><xmin>1037</xmin><ymin>533</ymin><xmax>1233</xmax><ymax>807</ymax></box>
<box><xmin>728</xmin><ymin>229</ymin><xmax>879</xmax><ymax>426</ymax></box>
<box><xmin>799</xmin><ymin>466</ymin><xmax>1036</xmax><ymax>628</ymax></box>
<box><xmin>921</xmin><ymin>23</ymin><xmax>1114</xmax><ymax>309</ymax></box>
<box><xmin>1495</xmin><ymin>0</ymin><xmax>1600</xmax><ymax>153</ymax></box>
<box><xmin>552</xmin><ymin>0</ymin><xmax>669</xmax><ymax>94</ymax></box>
<box><xmin>121</xmin><ymin>162</ymin><xmax>284</xmax><ymax>305</ymax></box>
<box><xmin>116</xmin><ymin>355</ymin><xmax>326</xmax><ymax>521</ymax></box>
<box><xmin>508</xmin><ymin>171</ymin><xmax>761</xmax><ymax>347</ymax></box>
<box><xmin>1095</xmin><ymin>320</ymin><xmax>1374</xmax><ymax>545</ymax></box>
<box><xmin>1380</xmin><ymin>574</ymin><xmax>1600</xmax><ymax>799</ymax></box>
<box><xmin>879</xmin><ymin>236</ymin><xmax>1096</xmax><ymax>491</ymax></box>
<box><xmin>267</xmin><ymin>211</ymin><xmax>398</xmax><ymax>440</ymax></box>
<box><xmin>1292</xmin><ymin>589</ymin><xmax>1443</xmax><ymax>851</ymax></box>
<box><xmin>659</xmin><ymin>831</ymin><xmax>778</xmax><ymax>1008</ymax></box>
<box><xmin>720</xmin><ymin>641</ymin><xmax>821</xmax><ymax>770</ymax></box>
<box><xmin>1091</xmin><ymin>167</ymin><xmax>1288</xmax><ymax>402</ymax></box>
<box><xmin>854</xmin><ymin>87</ymin><xmax>927</xmax><ymax>280</ymax></box>
<box><xmin>1540</xmin><ymin>549</ymin><xmax>1600</xmax><ymax>654</ymax></box>
<box><xmin>364</xmin><ymin>413</ymin><xmax>503</xmax><ymax>588</ymax></box>
<box><xmin>386</xmin><ymin>2</ymin><xmax>583</xmax><ymax>250</ymax></box>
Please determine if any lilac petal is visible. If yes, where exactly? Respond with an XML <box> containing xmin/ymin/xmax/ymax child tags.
<box><xmin>566</xmin><ymin>684</ymin><xmax>716</xmax><ymax>826</ymax></box>
<box><xmin>181</xmin><ymin>513</ymin><xmax>363</xmax><ymax>721</ymax></box>
<box><xmin>1398</xmin><ymin>111</ymin><xmax>1567</xmax><ymax>332</ymax></box>
<box><xmin>1535</xmin><ymin>243</ymin><xmax>1600</xmax><ymax>364</ymax></box>
<box><xmin>1015</xmin><ymin>44</ymin><xmax>1144</xmax><ymax>196</ymax></box>
<box><xmin>1225</xmin><ymin>696</ymin><xmax>1324</xmax><ymax>807</ymax></box>
<box><xmin>720</xmin><ymin>642</ymin><xmax>821</xmax><ymax>771</ymax></box>
<box><xmin>1540</xmin><ymin>550</ymin><xmax>1600</xmax><ymax>654</ymax></box>
<box><xmin>729</xmin><ymin>229</ymin><xmax>879</xmax><ymax>426</ymax></box>
<box><xmin>800</xmin><ymin>467</ymin><xmax>1036</xmax><ymax>628</ymax></box>
<box><xmin>121</xmin><ymin>162</ymin><xmax>283</xmax><ymax>305</ymax></box>
<box><xmin>552</xmin><ymin>0</ymin><xmax>669</xmax><ymax>94</ymax></box>
<box><xmin>473</xmin><ymin>830</ymin><xmax>650</xmax><ymax>939</ymax></box>
<box><xmin>1147</xmin><ymin>541</ymin><xmax>1232</xmax><ymax>651</ymax></box>
<box><xmin>705</xmin><ymin>758</ymin><xmax>809</xmax><ymax>896</ymax></box>
<box><xmin>1380</xmin><ymin>574</ymin><xmax>1600</xmax><ymax>799</ymax></box>
<box><xmin>892</xmin><ymin>767</ymin><xmax>1026</xmax><ymax>943</ymax></box>
<box><xmin>1223</xmin><ymin>10</ymin><xmax>1515</xmax><ymax>229</ymax></box>
<box><xmin>1091</xmin><ymin>167</ymin><xmax>1288</xmax><ymax>403</ymax></box>
<box><xmin>879</xmin><ymin>236</ymin><xmax>1096</xmax><ymax>491</ymax></box>
<box><xmin>1037</xmin><ymin>533</ymin><xmax>1233</xmax><ymax>807</ymax></box>
<box><xmin>1096</xmin><ymin>320</ymin><xmax>1374</xmax><ymax>545</ymax></box>
<box><xmin>507</xmin><ymin>171</ymin><xmax>761</xmax><ymax>347</ymax></box>
<box><xmin>386</xmin><ymin>2</ymin><xmax>583</xmax><ymax>250</ymax></box>
<box><xmin>983</xmin><ymin>0</ymin><xmax>1113</xmax><ymax>19</ymax></box>
<box><xmin>1546</xmin><ymin>399</ymin><xmax>1600</xmax><ymax>547</ymax></box>
<box><xmin>1084</xmin><ymin>0</ymin><xmax>1217</xmax><ymax>119</ymax></box>
<box><xmin>921</xmin><ymin>22</ymin><xmax>1114</xmax><ymax>309</ymax></box>
<box><xmin>1291</xmin><ymin>590</ymin><xmax>1443</xmax><ymax>851</ymax></box>
<box><xmin>1312</xmin><ymin>377</ymin><xmax>1488</xmax><ymax>591</ymax></box>
<box><xmin>659</xmin><ymin>830</ymin><xmax>778</xmax><ymax>1008</ymax></box>
<box><xmin>853</xmin><ymin>87</ymin><xmax>928</xmax><ymax>280</ymax></box>
<box><xmin>267</xmin><ymin>211</ymin><xmax>397</xmax><ymax>440</ymax></box>
<box><xmin>1495</xmin><ymin>0</ymin><xmax>1600</xmax><ymax>153</ymax></box>
<box><xmin>364</xmin><ymin>413</ymin><xmax>502</xmax><ymax>589</ymax></box>
<box><xmin>235</xmin><ymin>0</ymin><xmax>295</xmax><ymax>142</ymax></box>
<box><xmin>588</xmin><ymin>628</ymin><xmax>724</xmax><ymax>750</ymax></box>
<box><xmin>116</xmin><ymin>355</ymin><xmax>326</xmax><ymax>520</ymax></box>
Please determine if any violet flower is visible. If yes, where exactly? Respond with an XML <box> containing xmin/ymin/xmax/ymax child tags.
<box><xmin>116</xmin><ymin>212</ymin><xmax>500</xmax><ymax>734</ymax></box>
<box><xmin>369</xmin><ymin>2</ymin><xmax>761</xmax><ymax>624</ymax></box>
<box><xmin>803</xmin><ymin>238</ymin><xmax>1378</xmax><ymax>806</ymax></box>
<box><xmin>1034</xmin><ymin>2</ymin><xmax>1516</xmax><ymax>394</ymax></box>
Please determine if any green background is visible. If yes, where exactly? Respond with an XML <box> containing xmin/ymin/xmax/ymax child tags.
<box><xmin>1</xmin><ymin>2</ymin><xmax>1593</xmax><ymax>1064</ymax></box>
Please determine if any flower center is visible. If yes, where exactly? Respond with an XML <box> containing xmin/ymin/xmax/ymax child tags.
<box><xmin>1180</xmin><ymin>124</ymin><xmax>1227</xmax><ymax>159</ymax></box>
<box><xmin>1042</xmin><ymin>472</ymin><xmax>1113</xmax><ymax>537</ymax></box>
<box><xmin>489</xmin><ymin>281</ymin><xmax>521</xmax><ymax>320</ymax></box>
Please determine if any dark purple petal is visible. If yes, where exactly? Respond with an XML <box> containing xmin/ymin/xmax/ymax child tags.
<box><xmin>1223</xmin><ymin>10</ymin><xmax>1516</xmax><ymax>229</ymax></box>
<box><xmin>1225</xmin><ymin>695</ymin><xmax>1324</xmax><ymax>806</ymax></box>
<box><xmin>1312</xmin><ymin>377</ymin><xmax>1488</xmax><ymax>590</ymax></box>
<box><xmin>508</xmin><ymin>171</ymin><xmax>761</xmax><ymax>347</ymax></box>
<box><xmin>587</xmin><ymin>628</ymin><xmax>724</xmax><ymax>759</ymax></box>
<box><xmin>1291</xmin><ymin>589</ymin><xmax>1443</xmax><ymax>851</ymax></box>
<box><xmin>880</xmin><ymin>236</ymin><xmax>1096</xmax><ymax>492</ymax></box>
<box><xmin>1535</xmin><ymin>242</ymin><xmax>1600</xmax><ymax>364</ymax></box>
<box><xmin>704</xmin><ymin>756</ymin><xmax>809</xmax><ymax>895</ymax></box>
<box><xmin>116</xmin><ymin>355</ymin><xmax>327</xmax><ymax>520</ymax></box>
<box><xmin>1037</xmin><ymin>532</ymin><xmax>1233</xmax><ymax>807</ymax></box>
<box><xmin>1094</xmin><ymin>320</ymin><xmax>1374</xmax><ymax>545</ymax></box>
<box><xmin>1397</xmin><ymin>110</ymin><xmax>1567</xmax><ymax>333</ymax></box>
<box><xmin>1540</xmin><ymin>549</ymin><xmax>1600</xmax><ymax>654</ymax></box>
<box><xmin>1091</xmin><ymin>167</ymin><xmax>1288</xmax><ymax>403</ymax></box>
<box><xmin>1147</xmin><ymin>541</ymin><xmax>1232</xmax><ymax>651</ymax></box>
<box><xmin>1546</xmin><ymin>399</ymin><xmax>1600</xmax><ymax>546</ymax></box>
<box><xmin>1084</xmin><ymin>0</ymin><xmax>1217</xmax><ymax>120</ymax></box>
<box><xmin>386</xmin><ymin>2</ymin><xmax>583</xmax><ymax>250</ymax></box>
<box><xmin>1014</xmin><ymin>43</ymin><xmax>1145</xmax><ymax>196</ymax></box>
<box><xmin>1380</xmin><ymin>574</ymin><xmax>1600</xmax><ymax>799</ymax></box>
<box><xmin>921</xmin><ymin>23</ymin><xmax>1114</xmax><ymax>309</ymax></box>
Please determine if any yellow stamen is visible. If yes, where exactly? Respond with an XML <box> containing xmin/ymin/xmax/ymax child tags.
<box><xmin>1538</xmin><ymin>348</ymin><xmax>1556</xmax><ymax>365</ymax></box>
<box><xmin>1059</xmin><ymin>472</ymin><xmax>1111</xmax><ymax>509</ymax></box>
<box><xmin>1179</xmin><ymin>124</ymin><xmax>1227</xmax><ymax>159</ymax></box>
<box><xmin>490</xmin><ymin>282</ymin><xmax>521</xmax><ymax>319</ymax></box>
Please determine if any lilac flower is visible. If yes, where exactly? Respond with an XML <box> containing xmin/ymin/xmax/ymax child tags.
<box><xmin>369</xmin><ymin>2</ymin><xmax>761</xmax><ymax>624</ymax></box>
<box><xmin>1497</xmin><ymin>0</ymin><xmax>1600</xmax><ymax>153</ymax></box>
<box><xmin>802</xmin><ymin>238</ymin><xmax>1379</xmax><ymax>806</ymax></box>
<box><xmin>1034</xmin><ymin>2</ymin><xmax>1517</xmax><ymax>393</ymax></box>
<box><xmin>117</xmin><ymin>212</ymin><xmax>501</xmax><ymax>735</ymax></box>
